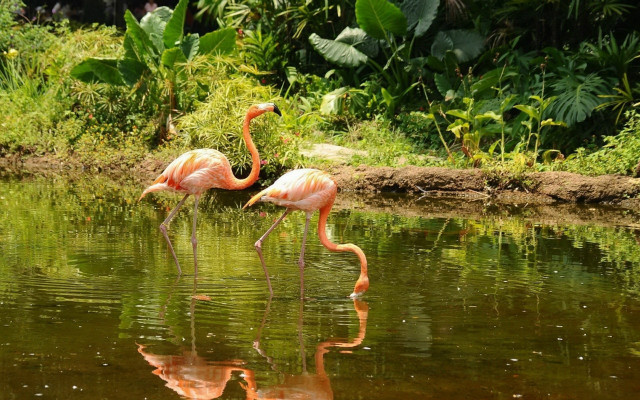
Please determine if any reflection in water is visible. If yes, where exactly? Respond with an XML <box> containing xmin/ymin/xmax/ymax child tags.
<box><xmin>137</xmin><ymin>278</ymin><xmax>256</xmax><ymax>399</ymax></box>
<box><xmin>249</xmin><ymin>298</ymin><xmax>369</xmax><ymax>400</ymax></box>
<box><xmin>138</xmin><ymin>286</ymin><xmax>368</xmax><ymax>400</ymax></box>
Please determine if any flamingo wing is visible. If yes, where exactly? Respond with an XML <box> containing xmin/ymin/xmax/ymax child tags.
<box><xmin>244</xmin><ymin>169</ymin><xmax>337</xmax><ymax>212</ymax></box>
<box><xmin>140</xmin><ymin>149</ymin><xmax>232</xmax><ymax>199</ymax></box>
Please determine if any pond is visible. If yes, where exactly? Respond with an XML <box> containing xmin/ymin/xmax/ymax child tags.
<box><xmin>2</xmin><ymin>175</ymin><xmax>640</xmax><ymax>399</ymax></box>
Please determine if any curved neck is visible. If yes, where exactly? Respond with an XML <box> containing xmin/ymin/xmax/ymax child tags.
<box><xmin>317</xmin><ymin>203</ymin><xmax>368</xmax><ymax>279</ymax></box>
<box><xmin>231</xmin><ymin>113</ymin><xmax>261</xmax><ymax>190</ymax></box>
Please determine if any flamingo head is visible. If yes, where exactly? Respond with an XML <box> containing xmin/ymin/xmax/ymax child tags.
<box><xmin>253</xmin><ymin>103</ymin><xmax>282</xmax><ymax>117</ymax></box>
<box><xmin>350</xmin><ymin>275</ymin><xmax>369</xmax><ymax>299</ymax></box>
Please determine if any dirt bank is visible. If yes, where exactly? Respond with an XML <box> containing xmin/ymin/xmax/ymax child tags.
<box><xmin>2</xmin><ymin>154</ymin><xmax>640</xmax><ymax>209</ymax></box>
<box><xmin>326</xmin><ymin>165</ymin><xmax>640</xmax><ymax>207</ymax></box>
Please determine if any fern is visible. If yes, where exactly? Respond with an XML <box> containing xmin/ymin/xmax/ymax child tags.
<box><xmin>547</xmin><ymin>72</ymin><xmax>613</xmax><ymax>126</ymax></box>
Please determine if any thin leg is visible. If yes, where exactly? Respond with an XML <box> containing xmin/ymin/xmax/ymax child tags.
<box><xmin>160</xmin><ymin>194</ymin><xmax>189</xmax><ymax>274</ymax></box>
<box><xmin>192</xmin><ymin>195</ymin><xmax>200</xmax><ymax>276</ymax></box>
<box><xmin>298</xmin><ymin>212</ymin><xmax>312</xmax><ymax>299</ymax></box>
<box><xmin>297</xmin><ymin>297</ymin><xmax>307</xmax><ymax>372</ymax></box>
<box><xmin>254</xmin><ymin>209</ymin><xmax>291</xmax><ymax>296</ymax></box>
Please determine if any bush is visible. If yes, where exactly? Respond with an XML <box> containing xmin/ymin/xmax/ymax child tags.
<box><xmin>560</xmin><ymin>110</ymin><xmax>640</xmax><ymax>176</ymax></box>
<box><xmin>176</xmin><ymin>60</ymin><xmax>303</xmax><ymax>182</ymax></box>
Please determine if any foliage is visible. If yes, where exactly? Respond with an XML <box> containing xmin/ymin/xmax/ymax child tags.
<box><xmin>560</xmin><ymin>110</ymin><xmax>640</xmax><ymax>176</ymax></box>
<box><xmin>71</xmin><ymin>0</ymin><xmax>236</xmax><ymax>141</ymax></box>
<box><xmin>309</xmin><ymin>0</ymin><xmax>484</xmax><ymax>116</ymax></box>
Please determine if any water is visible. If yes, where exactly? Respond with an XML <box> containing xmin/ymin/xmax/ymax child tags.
<box><xmin>2</xmin><ymin>176</ymin><xmax>640</xmax><ymax>399</ymax></box>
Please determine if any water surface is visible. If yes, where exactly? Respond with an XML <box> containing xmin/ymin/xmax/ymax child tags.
<box><xmin>2</xmin><ymin>176</ymin><xmax>640</xmax><ymax>399</ymax></box>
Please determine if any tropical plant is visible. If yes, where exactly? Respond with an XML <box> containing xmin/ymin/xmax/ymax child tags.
<box><xmin>309</xmin><ymin>0</ymin><xmax>484</xmax><ymax>115</ymax></box>
<box><xmin>71</xmin><ymin>0</ymin><xmax>236</xmax><ymax>139</ymax></box>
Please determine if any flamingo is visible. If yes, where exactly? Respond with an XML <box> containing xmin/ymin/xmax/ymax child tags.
<box><xmin>243</xmin><ymin>168</ymin><xmax>369</xmax><ymax>298</ymax></box>
<box><xmin>139</xmin><ymin>103</ymin><xmax>281</xmax><ymax>274</ymax></box>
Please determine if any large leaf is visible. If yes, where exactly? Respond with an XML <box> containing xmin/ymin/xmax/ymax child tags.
<box><xmin>401</xmin><ymin>0</ymin><xmax>439</xmax><ymax>38</ymax></box>
<box><xmin>140</xmin><ymin>7</ymin><xmax>172</xmax><ymax>54</ymax></box>
<box><xmin>164</xmin><ymin>0</ymin><xmax>189</xmax><ymax>49</ymax></box>
<box><xmin>431</xmin><ymin>30</ymin><xmax>484</xmax><ymax>62</ymax></box>
<box><xmin>118</xmin><ymin>58</ymin><xmax>147</xmax><ymax>86</ymax></box>
<box><xmin>335</xmin><ymin>27</ymin><xmax>379</xmax><ymax>58</ymax></box>
<box><xmin>321</xmin><ymin>87</ymin><xmax>349</xmax><ymax>114</ymax></box>
<box><xmin>433</xmin><ymin>73</ymin><xmax>452</xmax><ymax>97</ymax></box>
<box><xmin>309</xmin><ymin>33</ymin><xmax>369</xmax><ymax>68</ymax></box>
<box><xmin>70</xmin><ymin>58</ymin><xmax>124</xmax><ymax>85</ymax></box>
<box><xmin>199</xmin><ymin>28</ymin><xmax>236</xmax><ymax>55</ymax></box>
<box><xmin>124</xmin><ymin>10</ymin><xmax>159</xmax><ymax>62</ymax></box>
<box><xmin>548</xmin><ymin>73</ymin><xmax>613</xmax><ymax>126</ymax></box>
<box><xmin>181</xmin><ymin>34</ymin><xmax>200</xmax><ymax>61</ymax></box>
<box><xmin>355</xmin><ymin>0</ymin><xmax>407</xmax><ymax>40</ymax></box>
<box><xmin>161</xmin><ymin>47</ymin><xmax>188</xmax><ymax>69</ymax></box>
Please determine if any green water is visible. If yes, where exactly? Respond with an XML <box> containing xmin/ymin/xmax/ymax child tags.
<box><xmin>2</xmin><ymin>176</ymin><xmax>640</xmax><ymax>399</ymax></box>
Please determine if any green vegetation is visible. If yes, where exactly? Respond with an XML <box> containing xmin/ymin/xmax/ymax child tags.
<box><xmin>1</xmin><ymin>0</ymin><xmax>640</xmax><ymax>180</ymax></box>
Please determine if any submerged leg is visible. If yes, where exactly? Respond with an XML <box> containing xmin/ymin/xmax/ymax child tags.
<box><xmin>160</xmin><ymin>194</ymin><xmax>189</xmax><ymax>274</ymax></box>
<box><xmin>298</xmin><ymin>212</ymin><xmax>312</xmax><ymax>299</ymax></box>
<box><xmin>254</xmin><ymin>209</ymin><xmax>291</xmax><ymax>296</ymax></box>
<box><xmin>192</xmin><ymin>195</ymin><xmax>200</xmax><ymax>276</ymax></box>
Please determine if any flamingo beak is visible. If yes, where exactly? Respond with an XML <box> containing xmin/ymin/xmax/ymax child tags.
<box><xmin>272</xmin><ymin>104</ymin><xmax>282</xmax><ymax>116</ymax></box>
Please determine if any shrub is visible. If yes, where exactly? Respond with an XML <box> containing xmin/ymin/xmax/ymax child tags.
<box><xmin>560</xmin><ymin>110</ymin><xmax>640</xmax><ymax>176</ymax></box>
<box><xmin>176</xmin><ymin>61</ymin><xmax>303</xmax><ymax>182</ymax></box>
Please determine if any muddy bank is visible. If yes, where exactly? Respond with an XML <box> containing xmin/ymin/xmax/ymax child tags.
<box><xmin>326</xmin><ymin>165</ymin><xmax>640</xmax><ymax>207</ymax></box>
<box><xmin>2</xmin><ymin>154</ymin><xmax>640</xmax><ymax>209</ymax></box>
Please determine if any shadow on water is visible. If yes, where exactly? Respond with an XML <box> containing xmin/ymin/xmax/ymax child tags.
<box><xmin>3</xmin><ymin>175</ymin><xmax>640</xmax><ymax>398</ymax></box>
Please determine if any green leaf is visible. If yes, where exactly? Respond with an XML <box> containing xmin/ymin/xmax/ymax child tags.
<box><xmin>381</xmin><ymin>87</ymin><xmax>394</xmax><ymax>107</ymax></box>
<box><xmin>320</xmin><ymin>87</ymin><xmax>349</xmax><ymax>115</ymax></box>
<box><xmin>164</xmin><ymin>0</ymin><xmax>189</xmax><ymax>49</ymax></box>
<box><xmin>118</xmin><ymin>58</ymin><xmax>147</xmax><ymax>86</ymax></box>
<box><xmin>431</xmin><ymin>30</ymin><xmax>484</xmax><ymax>62</ymax></box>
<box><xmin>71</xmin><ymin>58</ymin><xmax>124</xmax><ymax>85</ymax></box>
<box><xmin>426</xmin><ymin>55</ymin><xmax>444</xmax><ymax>71</ymax></box>
<box><xmin>401</xmin><ymin>0</ymin><xmax>439</xmax><ymax>38</ymax></box>
<box><xmin>514</xmin><ymin>104</ymin><xmax>539</xmax><ymax>121</ymax></box>
<box><xmin>124</xmin><ymin>10</ymin><xmax>159</xmax><ymax>61</ymax></box>
<box><xmin>446</xmin><ymin>109</ymin><xmax>470</xmax><ymax>121</ymax></box>
<box><xmin>547</xmin><ymin>73</ymin><xmax>612</xmax><ymax>126</ymax></box>
<box><xmin>181</xmin><ymin>34</ymin><xmax>200</xmax><ymax>61</ymax></box>
<box><xmin>309</xmin><ymin>33</ymin><xmax>368</xmax><ymax>68</ymax></box>
<box><xmin>161</xmin><ymin>47</ymin><xmax>188</xmax><ymax>69</ymax></box>
<box><xmin>433</xmin><ymin>73</ymin><xmax>452</xmax><ymax>97</ymax></box>
<box><xmin>540</xmin><ymin>119</ymin><xmax>567</xmax><ymax>128</ymax></box>
<box><xmin>446</xmin><ymin>120</ymin><xmax>469</xmax><ymax>138</ymax></box>
<box><xmin>355</xmin><ymin>0</ymin><xmax>407</xmax><ymax>40</ymax></box>
<box><xmin>476</xmin><ymin>111</ymin><xmax>503</xmax><ymax>123</ymax></box>
<box><xmin>335</xmin><ymin>27</ymin><xmax>379</xmax><ymax>58</ymax></box>
<box><xmin>140</xmin><ymin>8</ymin><xmax>171</xmax><ymax>53</ymax></box>
<box><xmin>199</xmin><ymin>28</ymin><xmax>237</xmax><ymax>55</ymax></box>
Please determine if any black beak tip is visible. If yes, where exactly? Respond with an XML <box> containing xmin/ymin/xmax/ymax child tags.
<box><xmin>273</xmin><ymin>104</ymin><xmax>282</xmax><ymax>116</ymax></box>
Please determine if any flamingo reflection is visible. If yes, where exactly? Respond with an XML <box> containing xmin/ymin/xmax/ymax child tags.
<box><xmin>248</xmin><ymin>298</ymin><xmax>369</xmax><ymax>400</ymax></box>
<box><xmin>137</xmin><ymin>279</ymin><xmax>256</xmax><ymax>399</ymax></box>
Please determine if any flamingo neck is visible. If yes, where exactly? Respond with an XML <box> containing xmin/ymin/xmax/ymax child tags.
<box><xmin>231</xmin><ymin>114</ymin><xmax>261</xmax><ymax>190</ymax></box>
<box><xmin>317</xmin><ymin>203</ymin><xmax>369</xmax><ymax>295</ymax></box>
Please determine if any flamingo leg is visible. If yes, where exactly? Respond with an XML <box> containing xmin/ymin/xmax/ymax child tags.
<box><xmin>298</xmin><ymin>212</ymin><xmax>312</xmax><ymax>299</ymax></box>
<box><xmin>254</xmin><ymin>209</ymin><xmax>291</xmax><ymax>296</ymax></box>
<box><xmin>160</xmin><ymin>193</ymin><xmax>189</xmax><ymax>275</ymax></box>
<box><xmin>191</xmin><ymin>195</ymin><xmax>200</xmax><ymax>276</ymax></box>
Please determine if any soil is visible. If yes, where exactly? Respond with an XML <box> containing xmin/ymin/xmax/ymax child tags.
<box><xmin>2</xmin><ymin>153</ymin><xmax>640</xmax><ymax>212</ymax></box>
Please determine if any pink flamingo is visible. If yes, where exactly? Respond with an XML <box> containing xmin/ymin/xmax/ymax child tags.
<box><xmin>139</xmin><ymin>103</ymin><xmax>281</xmax><ymax>274</ymax></box>
<box><xmin>243</xmin><ymin>168</ymin><xmax>369</xmax><ymax>298</ymax></box>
